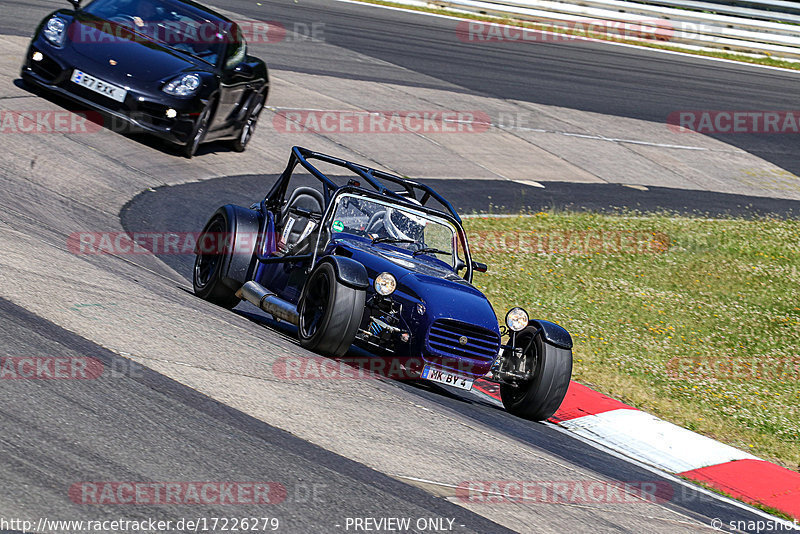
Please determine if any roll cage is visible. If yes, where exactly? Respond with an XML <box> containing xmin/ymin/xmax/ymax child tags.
<box><xmin>257</xmin><ymin>146</ymin><xmax>480</xmax><ymax>282</ymax></box>
<box><xmin>264</xmin><ymin>147</ymin><xmax>462</xmax><ymax>221</ymax></box>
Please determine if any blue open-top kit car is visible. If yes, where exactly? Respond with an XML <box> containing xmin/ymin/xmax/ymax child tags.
<box><xmin>193</xmin><ymin>147</ymin><xmax>573</xmax><ymax>421</ymax></box>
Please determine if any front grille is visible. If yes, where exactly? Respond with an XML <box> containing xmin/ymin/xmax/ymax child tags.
<box><xmin>426</xmin><ymin>319</ymin><xmax>500</xmax><ymax>362</ymax></box>
<box><xmin>137</xmin><ymin>100</ymin><xmax>168</xmax><ymax>119</ymax></box>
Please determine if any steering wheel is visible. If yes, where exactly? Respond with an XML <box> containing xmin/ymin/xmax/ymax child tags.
<box><xmin>365</xmin><ymin>210</ymin><xmax>386</xmax><ymax>235</ymax></box>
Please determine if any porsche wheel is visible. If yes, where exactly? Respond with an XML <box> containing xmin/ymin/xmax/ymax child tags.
<box><xmin>499</xmin><ymin>326</ymin><xmax>572</xmax><ymax>421</ymax></box>
<box><xmin>184</xmin><ymin>104</ymin><xmax>212</xmax><ymax>159</ymax></box>
<box><xmin>231</xmin><ymin>93</ymin><xmax>265</xmax><ymax>152</ymax></box>
<box><xmin>298</xmin><ymin>262</ymin><xmax>365</xmax><ymax>357</ymax></box>
<box><xmin>193</xmin><ymin>213</ymin><xmax>240</xmax><ymax>309</ymax></box>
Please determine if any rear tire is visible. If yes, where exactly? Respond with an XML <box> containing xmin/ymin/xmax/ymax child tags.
<box><xmin>500</xmin><ymin>326</ymin><xmax>572</xmax><ymax>421</ymax></box>
<box><xmin>298</xmin><ymin>262</ymin><xmax>365</xmax><ymax>357</ymax></box>
<box><xmin>193</xmin><ymin>213</ymin><xmax>240</xmax><ymax>309</ymax></box>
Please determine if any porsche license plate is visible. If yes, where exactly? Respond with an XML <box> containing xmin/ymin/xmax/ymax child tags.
<box><xmin>70</xmin><ymin>69</ymin><xmax>127</xmax><ymax>102</ymax></box>
<box><xmin>421</xmin><ymin>365</ymin><xmax>473</xmax><ymax>391</ymax></box>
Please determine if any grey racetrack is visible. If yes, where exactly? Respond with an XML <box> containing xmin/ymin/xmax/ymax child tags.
<box><xmin>1</xmin><ymin>0</ymin><xmax>798</xmax><ymax>532</ymax></box>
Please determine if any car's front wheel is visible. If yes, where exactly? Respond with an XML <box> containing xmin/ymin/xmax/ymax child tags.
<box><xmin>499</xmin><ymin>326</ymin><xmax>572</xmax><ymax>421</ymax></box>
<box><xmin>298</xmin><ymin>262</ymin><xmax>365</xmax><ymax>357</ymax></box>
<box><xmin>231</xmin><ymin>93</ymin><xmax>266</xmax><ymax>152</ymax></box>
<box><xmin>183</xmin><ymin>103</ymin><xmax>212</xmax><ymax>159</ymax></box>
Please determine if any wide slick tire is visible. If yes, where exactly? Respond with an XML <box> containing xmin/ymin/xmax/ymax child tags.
<box><xmin>500</xmin><ymin>326</ymin><xmax>572</xmax><ymax>421</ymax></box>
<box><xmin>298</xmin><ymin>262</ymin><xmax>365</xmax><ymax>357</ymax></box>
<box><xmin>192</xmin><ymin>213</ymin><xmax>240</xmax><ymax>309</ymax></box>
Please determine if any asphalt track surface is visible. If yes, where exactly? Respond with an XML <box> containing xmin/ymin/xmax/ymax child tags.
<box><xmin>0</xmin><ymin>297</ymin><xmax>521</xmax><ymax>534</ymax></box>
<box><xmin>125</xmin><ymin>174</ymin><xmax>800</xmax><ymax>230</ymax></box>
<box><xmin>228</xmin><ymin>0</ymin><xmax>800</xmax><ymax>176</ymax></box>
<box><xmin>116</xmin><ymin>175</ymin><xmax>783</xmax><ymax>534</ymax></box>
<box><xmin>5</xmin><ymin>0</ymin><xmax>799</xmax><ymax>174</ymax></box>
<box><xmin>3</xmin><ymin>0</ymin><xmax>800</xmax><ymax>533</ymax></box>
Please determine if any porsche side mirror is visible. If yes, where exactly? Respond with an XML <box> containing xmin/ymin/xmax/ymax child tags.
<box><xmin>472</xmin><ymin>261</ymin><xmax>488</xmax><ymax>273</ymax></box>
<box><xmin>69</xmin><ymin>0</ymin><xmax>81</xmax><ymax>10</ymax></box>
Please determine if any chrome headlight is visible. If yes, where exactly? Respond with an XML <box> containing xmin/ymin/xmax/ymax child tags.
<box><xmin>505</xmin><ymin>307</ymin><xmax>529</xmax><ymax>332</ymax></box>
<box><xmin>43</xmin><ymin>16</ymin><xmax>67</xmax><ymax>48</ymax></box>
<box><xmin>163</xmin><ymin>73</ymin><xmax>201</xmax><ymax>96</ymax></box>
<box><xmin>374</xmin><ymin>272</ymin><xmax>397</xmax><ymax>296</ymax></box>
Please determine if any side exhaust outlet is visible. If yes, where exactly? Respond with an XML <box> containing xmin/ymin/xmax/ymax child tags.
<box><xmin>236</xmin><ymin>281</ymin><xmax>300</xmax><ymax>325</ymax></box>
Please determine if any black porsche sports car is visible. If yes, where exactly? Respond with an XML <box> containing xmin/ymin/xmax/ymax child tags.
<box><xmin>21</xmin><ymin>0</ymin><xmax>270</xmax><ymax>157</ymax></box>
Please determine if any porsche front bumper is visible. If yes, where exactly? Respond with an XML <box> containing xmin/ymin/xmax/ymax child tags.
<box><xmin>21</xmin><ymin>43</ymin><xmax>204</xmax><ymax>146</ymax></box>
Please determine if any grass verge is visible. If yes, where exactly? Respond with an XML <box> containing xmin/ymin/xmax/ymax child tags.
<box><xmin>352</xmin><ymin>0</ymin><xmax>800</xmax><ymax>71</ymax></box>
<box><xmin>464</xmin><ymin>212</ymin><xmax>800</xmax><ymax>471</ymax></box>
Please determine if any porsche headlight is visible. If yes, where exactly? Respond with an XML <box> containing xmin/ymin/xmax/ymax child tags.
<box><xmin>43</xmin><ymin>16</ymin><xmax>67</xmax><ymax>48</ymax></box>
<box><xmin>374</xmin><ymin>272</ymin><xmax>396</xmax><ymax>296</ymax></box>
<box><xmin>163</xmin><ymin>73</ymin><xmax>201</xmax><ymax>96</ymax></box>
<box><xmin>505</xmin><ymin>307</ymin><xmax>529</xmax><ymax>332</ymax></box>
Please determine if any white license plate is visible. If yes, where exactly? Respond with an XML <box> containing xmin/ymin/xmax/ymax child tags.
<box><xmin>421</xmin><ymin>365</ymin><xmax>473</xmax><ymax>391</ymax></box>
<box><xmin>70</xmin><ymin>69</ymin><xmax>127</xmax><ymax>102</ymax></box>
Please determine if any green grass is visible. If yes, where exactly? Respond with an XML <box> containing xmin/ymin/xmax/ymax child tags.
<box><xmin>464</xmin><ymin>212</ymin><xmax>800</xmax><ymax>471</ymax></box>
<box><xmin>353</xmin><ymin>0</ymin><xmax>800</xmax><ymax>71</ymax></box>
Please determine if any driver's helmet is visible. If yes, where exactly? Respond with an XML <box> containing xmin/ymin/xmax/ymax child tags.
<box><xmin>383</xmin><ymin>198</ymin><xmax>428</xmax><ymax>242</ymax></box>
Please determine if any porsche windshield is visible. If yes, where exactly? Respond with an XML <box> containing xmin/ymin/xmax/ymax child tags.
<box><xmin>83</xmin><ymin>0</ymin><xmax>229</xmax><ymax>65</ymax></box>
<box><xmin>331</xmin><ymin>194</ymin><xmax>461</xmax><ymax>267</ymax></box>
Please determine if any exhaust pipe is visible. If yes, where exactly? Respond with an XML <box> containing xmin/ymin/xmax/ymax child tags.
<box><xmin>236</xmin><ymin>281</ymin><xmax>299</xmax><ymax>325</ymax></box>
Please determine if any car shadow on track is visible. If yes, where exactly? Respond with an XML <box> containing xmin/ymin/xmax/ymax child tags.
<box><xmin>13</xmin><ymin>78</ymin><xmax>236</xmax><ymax>159</ymax></box>
<box><xmin>229</xmin><ymin>299</ymin><xmax>487</xmax><ymax>405</ymax></box>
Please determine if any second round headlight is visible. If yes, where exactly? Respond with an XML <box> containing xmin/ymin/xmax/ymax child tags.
<box><xmin>374</xmin><ymin>272</ymin><xmax>396</xmax><ymax>296</ymax></box>
<box><xmin>505</xmin><ymin>307</ymin><xmax>529</xmax><ymax>332</ymax></box>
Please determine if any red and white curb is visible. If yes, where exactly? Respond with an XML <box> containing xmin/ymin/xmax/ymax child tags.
<box><xmin>472</xmin><ymin>379</ymin><xmax>800</xmax><ymax>520</ymax></box>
